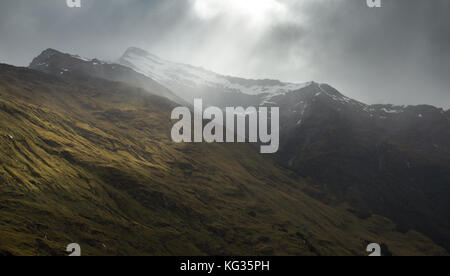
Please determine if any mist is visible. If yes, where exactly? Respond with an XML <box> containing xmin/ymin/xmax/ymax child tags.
<box><xmin>0</xmin><ymin>0</ymin><xmax>449</xmax><ymax>108</ymax></box>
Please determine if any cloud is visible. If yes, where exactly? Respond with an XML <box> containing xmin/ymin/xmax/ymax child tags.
<box><xmin>0</xmin><ymin>0</ymin><xmax>449</xmax><ymax>107</ymax></box>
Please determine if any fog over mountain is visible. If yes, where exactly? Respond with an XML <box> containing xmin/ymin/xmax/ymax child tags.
<box><xmin>0</xmin><ymin>0</ymin><xmax>449</xmax><ymax>107</ymax></box>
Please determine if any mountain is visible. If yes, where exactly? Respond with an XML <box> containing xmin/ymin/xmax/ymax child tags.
<box><xmin>118</xmin><ymin>47</ymin><xmax>450</xmax><ymax>251</ymax></box>
<box><xmin>29</xmin><ymin>49</ymin><xmax>185</xmax><ymax>105</ymax></box>
<box><xmin>0</xmin><ymin>63</ymin><xmax>446</xmax><ymax>256</ymax></box>
<box><xmin>119</xmin><ymin>47</ymin><xmax>308</xmax><ymax>107</ymax></box>
<box><xmin>267</xmin><ymin>82</ymin><xmax>450</xmax><ymax>251</ymax></box>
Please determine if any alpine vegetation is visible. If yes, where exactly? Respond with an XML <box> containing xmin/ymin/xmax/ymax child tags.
<box><xmin>171</xmin><ymin>99</ymin><xmax>280</xmax><ymax>154</ymax></box>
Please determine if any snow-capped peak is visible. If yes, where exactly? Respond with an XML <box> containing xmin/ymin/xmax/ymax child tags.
<box><xmin>118</xmin><ymin>47</ymin><xmax>310</xmax><ymax>101</ymax></box>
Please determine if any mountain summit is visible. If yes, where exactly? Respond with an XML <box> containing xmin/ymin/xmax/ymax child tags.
<box><xmin>30</xmin><ymin>48</ymin><xmax>185</xmax><ymax>104</ymax></box>
<box><xmin>119</xmin><ymin>47</ymin><xmax>311</xmax><ymax>106</ymax></box>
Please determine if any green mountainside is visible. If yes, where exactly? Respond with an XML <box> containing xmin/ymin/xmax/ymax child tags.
<box><xmin>0</xmin><ymin>64</ymin><xmax>446</xmax><ymax>256</ymax></box>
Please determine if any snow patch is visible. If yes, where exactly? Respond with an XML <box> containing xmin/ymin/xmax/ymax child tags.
<box><xmin>381</xmin><ymin>107</ymin><xmax>402</xmax><ymax>114</ymax></box>
<box><xmin>121</xmin><ymin>51</ymin><xmax>310</xmax><ymax>97</ymax></box>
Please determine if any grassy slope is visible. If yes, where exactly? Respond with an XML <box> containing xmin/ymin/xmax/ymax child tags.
<box><xmin>0</xmin><ymin>64</ymin><xmax>446</xmax><ymax>256</ymax></box>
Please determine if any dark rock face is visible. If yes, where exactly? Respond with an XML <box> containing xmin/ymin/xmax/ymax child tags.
<box><xmin>267</xmin><ymin>82</ymin><xmax>450</xmax><ymax>250</ymax></box>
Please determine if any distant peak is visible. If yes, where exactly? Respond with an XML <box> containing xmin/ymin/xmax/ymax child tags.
<box><xmin>122</xmin><ymin>47</ymin><xmax>162</xmax><ymax>60</ymax></box>
<box><xmin>38</xmin><ymin>48</ymin><xmax>63</xmax><ymax>58</ymax></box>
<box><xmin>124</xmin><ymin>47</ymin><xmax>149</xmax><ymax>56</ymax></box>
<box><xmin>29</xmin><ymin>49</ymin><xmax>64</xmax><ymax>67</ymax></box>
<box><xmin>30</xmin><ymin>49</ymin><xmax>96</xmax><ymax>70</ymax></box>
<box><xmin>303</xmin><ymin>81</ymin><xmax>324</xmax><ymax>90</ymax></box>
<box><xmin>305</xmin><ymin>81</ymin><xmax>318</xmax><ymax>87</ymax></box>
<box><xmin>43</xmin><ymin>48</ymin><xmax>60</xmax><ymax>53</ymax></box>
<box><xmin>32</xmin><ymin>49</ymin><xmax>85</xmax><ymax>62</ymax></box>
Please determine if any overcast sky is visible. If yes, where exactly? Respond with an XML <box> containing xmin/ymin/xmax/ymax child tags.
<box><xmin>0</xmin><ymin>0</ymin><xmax>449</xmax><ymax>108</ymax></box>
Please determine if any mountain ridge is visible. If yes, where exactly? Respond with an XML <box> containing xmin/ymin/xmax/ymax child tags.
<box><xmin>119</xmin><ymin>47</ymin><xmax>450</xmax><ymax>112</ymax></box>
<box><xmin>119</xmin><ymin>47</ymin><xmax>312</xmax><ymax>107</ymax></box>
<box><xmin>29</xmin><ymin>48</ymin><xmax>186</xmax><ymax>105</ymax></box>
